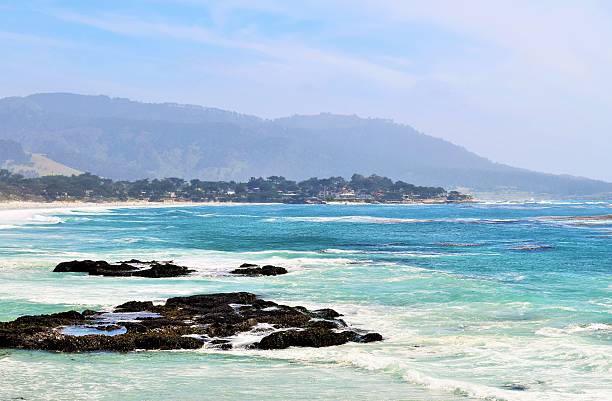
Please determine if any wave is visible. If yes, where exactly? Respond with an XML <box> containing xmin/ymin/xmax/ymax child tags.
<box><xmin>265</xmin><ymin>215</ymin><xmax>432</xmax><ymax>224</ymax></box>
<box><xmin>0</xmin><ymin>224</ymin><xmax>19</xmax><ymax>230</ymax></box>
<box><xmin>110</xmin><ymin>237</ymin><xmax>166</xmax><ymax>244</ymax></box>
<box><xmin>55</xmin><ymin>208</ymin><xmax>115</xmax><ymax>216</ymax></box>
<box><xmin>321</xmin><ymin>248</ymin><xmax>466</xmax><ymax>258</ymax></box>
<box><xmin>437</xmin><ymin>242</ymin><xmax>484</xmax><ymax>247</ymax></box>
<box><xmin>477</xmin><ymin>200</ymin><xmax>611</xmax><ymax>206</ymax></box>
<box><xmin>511</xmin><ymin>244</ymin><xmax>553</xmax><ymax>251</ymax></box>
<box><xmin>536</xmin><ymin>215</ymin><xmax>612</xmax><ymax>228</ymax></box>
<box><xmin>234</xmin><ymin>324</ymin><xmax>611</xmax><ymax>401</ymax></box>
<box><xmin>0</xmin><ymin>209</ymin><xmax>65</xmax><ymax>229</ymax></box>
<box><xmin>29</xmin><ymin>214</ymin><xmax>64</xmax><ymax>224</ymax></box>
<box><xmin>265</xmin><ymin>215</ymin><xmax>524</xmax><ymax>225</ymax></box>
<box><xmin>536</xmin><ymin>323</ymin><xmax>612</xmax><ymax>337</ymax></box>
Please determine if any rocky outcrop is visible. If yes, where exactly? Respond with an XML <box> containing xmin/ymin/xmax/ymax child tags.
<box><xmin>53</xmin><ymin>259</ymin><xmax>194</xmax><ymax>278</ymax></box>
<box><xmin>230</xmin><ymin>264</ymin><xmax>288</xmax><ymax>276</ymax></box>
<box><xmin>238</xmin><ymin>263</ymin><xmax>258</xmax><ymax>268</ymax></box>
<box><xmin>0</xmin><ymin>292</ymin><xmax>382</xmax><ymax>352</ymax></box>
<box><xmin>258</xmin><ymin>328</ymin><xmax>382</xmax><ymax>349</ymax></box>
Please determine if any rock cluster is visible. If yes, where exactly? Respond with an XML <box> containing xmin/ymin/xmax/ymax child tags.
<box><xmin>53</xmin><ymin>259</ymin><xmax>194</xmax><ymax>278</ymax></box>
<box><xmin>230</xmin><ymin>263</ymin><xmax>288</xmax><ymax>276</ymax></box>
<box><xmin>0</xmin><ymin>292</ymin><xmax>382</xmax><ymax>352</ymax></box>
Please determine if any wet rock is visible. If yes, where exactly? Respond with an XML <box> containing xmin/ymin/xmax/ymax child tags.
<box><xmin>256</xmin><ymin>328</ymin><xmax>383</xmax><ymax>349</ymax></box>
<box><xmin>230</xmin><ymin>265</ymin><xmax>288</xmax><ymax>276</ymax></box>
<box><xmin>54</xmin><ymin>260</ymin><xmax>111</xmax><ymax>273</ymax></box>
<box><xmin>53</xmin><ymin>260</ymin><xmax>194</xmax><ymax>278</ymax></box>
<box><xmin>256</xmin><ymin>328</ymin><xmax>355</xmax><ymax>349</ymax></box>
<box><xmin>0</xmin><ymin>292</ymin><xmax>382</xmax><ymax>353</ymax></box>
<box><xmin>306</xmin><ymin>320</ymin><xmax>342</xmax><ymax>330</ymax></box>
<box><xmin>359</xmin><ymin>332</ymin><xmax>384</xmax><ymax>343</ymax></box>
<box><xmin>239</xmin><ymin>263</ymin><xmax>258</xmax><ymax>268</ymax></box>
<box><xmin>210</xmin><ymin>339</ymin><xmax>233</xmax><ymax>350</ymax></box>
<box><xmin>85</xmin><ymin>324</ymin><xmax>123</xmax><ymax>331</ymax></box>
<box><xmin>310</xmin><ymin>308</ymin><xmax>342</xmax><ymax>319</ymax></box>
<box><xmin>115</xmin><ymin>301</ymin><xmax>155</xmax><ymax>312</ymax></box>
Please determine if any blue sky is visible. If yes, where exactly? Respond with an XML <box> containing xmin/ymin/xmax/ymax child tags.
<box><xmin>2</xmin><ymin>0</ymin><xmax>612</xmax><ymax>181</ymax></box>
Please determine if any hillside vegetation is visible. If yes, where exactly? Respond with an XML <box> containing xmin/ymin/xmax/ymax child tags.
<box><xmin>0</xmin><ymin>170</ymin><xmax>469</xmax><ymax>203</ymax></box>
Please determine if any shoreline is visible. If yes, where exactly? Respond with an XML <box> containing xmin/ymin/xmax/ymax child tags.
<box><xmin>0</xmin><ymin>199</ymin><xmax>474</xmax><ymax>211</ymax></box>
<box><xmin>2</xmin><ymin>198</ymin><xmax>602</xmax><ymax>211</ymax></box>
<box><xmin>0</xmin><ymin>200</ymin><xmax>284</xmax><ymax>211</ymax></box>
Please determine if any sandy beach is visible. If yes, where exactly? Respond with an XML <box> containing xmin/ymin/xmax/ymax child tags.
<box><xmin>0</xmin><ymin>200</ymin><xmax>281</xmax><ymax>211</ymax></box>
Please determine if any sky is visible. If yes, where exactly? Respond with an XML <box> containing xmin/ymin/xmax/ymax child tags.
<box><xmin>1</xmin><ymin>0</ymin><xmax>612</xmax><ymax>181</ymax></box>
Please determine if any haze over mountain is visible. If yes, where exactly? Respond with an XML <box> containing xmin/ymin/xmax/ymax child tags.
<box><xmin>1</xmin><ymin>93</ymin><xmax>610</xmax><ymax>196</ymax></box>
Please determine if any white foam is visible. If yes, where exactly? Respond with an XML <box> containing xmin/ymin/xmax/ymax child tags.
<box><xmin>268</xmin><ymin>215</ymin><xmax>432</xmax><ymax>224</ymax></box>
<box><xmin>221</xmin><ymin>323</ymin><xmax>285</xmax><ymax>348</ymax></box>
<box><xmin>536</xmin><ymin>323</ymin><xmax>612</xmax><ymax>336</ymax></box>
<box><xmin>0</xmin><ymin>209</ymin><xmax>65</xmax><ymax>228</ymax></box>
<box><xmin>265</xmin><ymin>215</ymin><xmax>529</xmax><ymax>226</ymax></box>
<box><xmin>0</xmin><ymin>224</ymin><xmax>19</xmax><ymax>230</ymax></box>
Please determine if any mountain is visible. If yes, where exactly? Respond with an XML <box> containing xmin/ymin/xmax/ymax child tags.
<box><xmin>0</xmin><ymin>139</ymin><xmax>29</xmax><ymax>164</ymax></box>
<box><xmin>0</xmin><ymin>138</ymin><xmax>81</xmax><ymax>177</ymax></box>
<box><xmin>0</xmin><ymin>93</ymin><xmax>610</xmax><ymax>195</ymax></box>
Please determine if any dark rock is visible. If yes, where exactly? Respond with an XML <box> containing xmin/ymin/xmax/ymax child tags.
<box><xmin>115</xmin><ymin>301</ymin><xmax>155</xmax><ymax>312</ymax></box>
<box><xmin>119</xmin><ymin>259</ymin><xmax>146</xmax><ymax>264</ymax></box>
<box><xmin>257</xmin><ymin>328</ymin><xmax>354</xmax><ymax>349</ymax></box>
<box><xmin>53</xmin><ymin>260</ymin><xmax>194</xmax><ymax>278</ymax></box>
<box><xmin>133</xmin><ymin>262</ymin><xmax>192</xmax><ymax>278</ymax></box>
<box><xmin>230</xmin><ymin>265</ymin><xmax>288</xmax><ymax>276</ymax></box>
<box><xmin>54</xmin><ymin>260</ymin><xmax>111</xmax><ymax>273</ymax></box>
<box><xmin>210</xmin><ymin>339</ymin><xmax>233</xmax><ymax>350</ymax></box>
<box><xmin>239</xmin><ymin>263</ymin><xmax>258</xmax><ymax>268</ymax></box>
<box><xmin>256</xmin><ymin>328</ymin><xmax>383</xmax><ymax>349</ymax></box>
<box><xmin>311</xmin><ymin>308</ymin><xmax>342</xmax><ymax>319</ymax></box>
<box><xmin>0</xmin><ymin>292</ymin><xmax>382</xmax><ymax>353</ymax></box>
<box><xmin>358</xmin><ymin>332</ymin><xmax>384</xmax><ymax>343</ymax></box>
<box><xmin>167</xmin><ymin>292</ymin><xmax>258</xmax><ymax>309</ymax></box>
<box><xmin>306</xmin><ymin>320</ymin><xmax>342</xmax><ymax>330</ymax></box>
<box><xmin>86</xmin><ymin>324</ymin><xmax>123</xmax><ymax>331</ymax></box>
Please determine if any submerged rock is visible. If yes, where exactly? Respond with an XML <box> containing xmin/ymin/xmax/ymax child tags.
<box><xmin>230</xmin><ymin>264</ymin><xmax>288</xmax><ymax>276</ymax></box>
<box><xmin>0</xmin><ymin>292</ymin><xmax>382</xmax><ymax>352</ymax></box>
<box><xmin>53</xmin><ymin>260</ymin><xmax>194</xmax><ymax>278</ymax></box>
<box><xmin>501</xmin><ymin>383</ymin><xmax>529</xmax><ymax>391</ymax></box>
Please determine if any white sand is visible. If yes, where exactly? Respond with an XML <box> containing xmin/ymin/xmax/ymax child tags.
<box><xmin>0</xmin><ymin>200</ymin><xmax>283</xmax><ymax>212</ymax></box>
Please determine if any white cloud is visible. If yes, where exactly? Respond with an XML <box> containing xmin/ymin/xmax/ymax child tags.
<box><xmin>53</xmin><ymin>10</ymin><xmax>417</xmax><ymax>90</ymax></box>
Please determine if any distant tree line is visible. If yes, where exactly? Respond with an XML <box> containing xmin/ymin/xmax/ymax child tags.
<box><xmin>0</xmin><ymin>170</ymin><xmax>470</xmax><ymax>203</ymax></box>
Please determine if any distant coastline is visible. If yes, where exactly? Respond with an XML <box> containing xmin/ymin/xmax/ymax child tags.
<box><xmin>0</xmin><ymin>171</ymin><xmax>473</xmax><ymax>206</ymax></box>
<box><xmin>0</xmin><ymin>198</ymin><xmax>474</xmax><ymax>212</ymax></box>
<box><xmin>0</xmin><ymin>200</ymin><xmax>279</xmax><ymax>211</ymax></box>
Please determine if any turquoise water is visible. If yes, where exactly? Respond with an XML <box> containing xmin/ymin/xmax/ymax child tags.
<box><xmin>0</xmin><ymin>202</ymin><xmax>610</xmax><ymax>401</ymax></box>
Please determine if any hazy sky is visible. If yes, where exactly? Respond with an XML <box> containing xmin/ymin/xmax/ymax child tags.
<box><xmin>1</xmin><ymin>1</ymin><xmax>612</xmax><ymax>181</ymax></box>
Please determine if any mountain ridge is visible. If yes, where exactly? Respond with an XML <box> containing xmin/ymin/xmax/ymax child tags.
<box><xmin>0</xmin><ymin>92</ymin><xmax>610</xmax><ymax>196</ymax></box>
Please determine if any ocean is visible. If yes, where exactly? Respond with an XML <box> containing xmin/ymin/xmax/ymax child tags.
<box><xmin>0</xmin><ymin>202</ymin><xmax>610</xmax><ymax>401</ymax></box>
